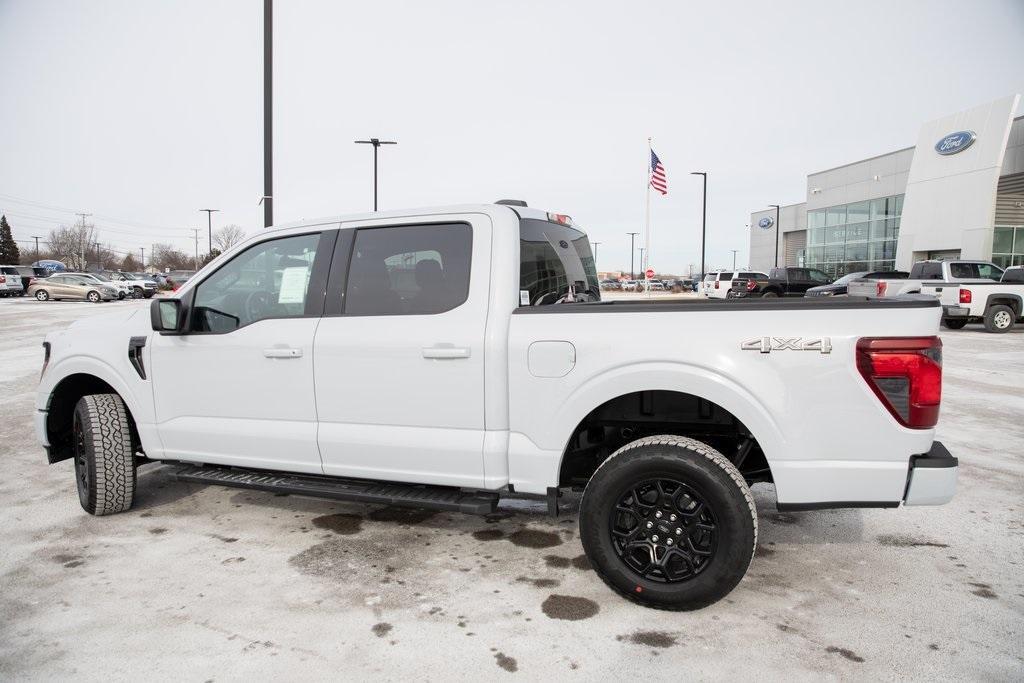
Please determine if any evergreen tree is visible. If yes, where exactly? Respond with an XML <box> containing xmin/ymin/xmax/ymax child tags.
<box><xmin>0</xmin><ymin>215</ymin><xmax>20</xmax><ymax>264</ymax></box>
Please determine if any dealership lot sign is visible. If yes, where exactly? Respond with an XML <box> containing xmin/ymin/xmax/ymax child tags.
<box><xmin>934</xmin><ymin>130</ymin><xmax>977</xmax><ymax>155</ymax></box>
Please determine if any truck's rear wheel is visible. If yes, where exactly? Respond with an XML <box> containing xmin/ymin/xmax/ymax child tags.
<box><xmin>72</xmin><ymin>394</ymin><xmax>136</xmax><ymax>515</ymax></box>
<box><xmin>760</xmin><ymin>291</ymin><xmax>778</xmax><ymax>298</ymax></box>
<box><xmin>579</xmin><ymin>435</ymin><xmax>756</xmax><ymax>610</ymax></box>
<box><xmin>984</xmin><ymin>304</ymin><xmax>1015</xmax><ymax>333</ymax></box>
<box><xmin>942</xmin><ymin>318</ymin><xmax>968</xmax><ymax>330</ymax></box>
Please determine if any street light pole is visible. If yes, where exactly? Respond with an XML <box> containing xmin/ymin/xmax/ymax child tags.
<box><xmin>626</xmin><ymin>232</ymin><xmax>639</xmax><ymax>279</ymax></box>
<box><xmin>591</xmin><ymin>241</ymin><xmax>601</xmax><ymax>269</ymax></box>
<box><xmin>355</xmin><ymin>138</ymin><xmax>397</xmax><ymax>211</ymax></box>
<box><xmin>200</xmin><ymin>209</ymin><xmax>220</xmax><ymax>254</ymax></box>
<box><xmin>691</xmin><ymin>172</ymin><xmax>707</xmax><ymax>277</ymax></box>
<box><xmin>768</xmin><ymin>204</ymin><xmax>781</xmax><ymax>267</ymax></box>
<box><xmin>263</xmin><ymin>0</ymin><xmax>273</xmax><ymax>228</ymax></box>
<box><xmin>638</xmin><ymin>247</ymin><xmax>646</xmax><ymax>274</ymax></box>
<box><xmin>730</xmin><ymin>249</ymin><xmax>738</xmax><ymax>270</ymax></box>
<box><xmin>191</xmin><ymin>229</ymin><xmax>200</xmax><ymax>270</ymax></box>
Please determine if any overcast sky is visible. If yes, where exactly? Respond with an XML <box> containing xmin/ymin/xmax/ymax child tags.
<box><xmin>1</xmin><ymin>0</ymin><xmax>1023</xmax><ymax>273</ymax></box>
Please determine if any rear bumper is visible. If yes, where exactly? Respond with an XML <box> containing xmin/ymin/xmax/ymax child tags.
<box><xmin>904</xmin><ymin>441</ymin><xmax>958</xmax><ymax>506</ymax></box>
<box><xmin>942</xmin><ymin>305</ymin><xmax>969</xmax><ymax>318</ymax></box>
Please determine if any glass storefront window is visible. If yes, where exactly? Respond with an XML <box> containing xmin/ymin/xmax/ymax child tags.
<box><xmin>846</xmin><ymin>223</ymin><xmax>869</xmax><ymax>241</ymax></box>
<box><xmin>846</xmin><ymin>242</ymin><xmax>868</xmax><ymax>261</ymax></box>
<box><xmin>804</xmin><ymin>194</ymin><xmax>904</xmax><ymax>277</ymax></box>
<box><xmin>993</xmin><ymin>226</ymin><xmax>1014</xmax><ymax>253</ymax></box>
<box><xmin>826</xmin><ymin>206</ymin><xmax>846</xmax><ymax>226</ymax></box>
<box><xmin>847</xmin><ymin>201</ymin><xmax>869</xmax><ymax>224</ymax></box>
<box><xmin>992</xmin><ymin>226</ymin><xmax>1024</xmax><ymax>269</ymax></box>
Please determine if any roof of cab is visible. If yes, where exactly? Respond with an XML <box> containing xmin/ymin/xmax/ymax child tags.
<box><xmin>265</xmin><ymin>203</ymin><xmax>553</xmax><ymax>234</ymax></box>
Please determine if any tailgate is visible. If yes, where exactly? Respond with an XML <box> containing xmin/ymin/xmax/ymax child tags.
<box><xmin>847</xmin><ymin>279</ymin><xmax>880</xmax><ymax>297</ymax></box>
<box><xmin>921</xmin><ymin>283</ymin><xmax>960</xmax><ymax>307</ymax></box>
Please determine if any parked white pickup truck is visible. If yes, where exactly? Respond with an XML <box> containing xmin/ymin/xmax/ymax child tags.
<box><xmin>35</xmin><ymin>202</ymin><xmax>957</xmax><ymax>610</ymax></box>
<box><xmin>923</xmin><ymin>267</ymin><xmax>1024</xmax><ymax>332</ymax></box>
<box><xmin>847</xmin><ymin>259</ymin><xmax>1003</xmax><ymax>298</ymax></box>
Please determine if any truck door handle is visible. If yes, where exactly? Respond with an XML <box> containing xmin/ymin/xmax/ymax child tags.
<box><xmin>263</xmin><ymin>347</ymin><xmax>303</xmax><ymax>359</ymax></box>
<box><xmin>422</xmin><ymin>346</ymin><xmax>471</xmax><ymax>359</ymax></box>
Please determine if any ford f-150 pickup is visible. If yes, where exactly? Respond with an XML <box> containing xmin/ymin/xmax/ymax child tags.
<box><xmin>35</xmin><ymin>202</ymin><xmax>957</xmax><ymax>610</ymax></box>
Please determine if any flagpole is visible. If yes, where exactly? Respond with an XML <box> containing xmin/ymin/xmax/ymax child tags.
<box><xmin>644</xmin><ymin>137</ymin><xmax>652</xmax><ymax>296</ymax></box>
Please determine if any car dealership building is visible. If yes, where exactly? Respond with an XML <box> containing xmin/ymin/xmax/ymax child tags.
<box><xmin>749</xmin><ymin>95</ymin><xmax>1024</xmax><ymax>277</ymax></box>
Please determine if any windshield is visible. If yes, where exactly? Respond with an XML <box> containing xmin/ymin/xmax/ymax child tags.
<box><xmin>519</xmin><ymin>218</ymin><xmax>600</xmax><ymax>305</ymax></box>
<box><xmin>833</xmin><ymin>271</ymin><xmax>868</xmax><ymax>285</ymax></box>
<box><xmin>91</xmin><ymin>273</ymin><xmax>111</xmax><ymax>281</ymax></box>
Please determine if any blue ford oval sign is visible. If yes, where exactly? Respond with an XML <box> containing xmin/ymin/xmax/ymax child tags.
<box><xmin>935</xmin><ymin>130</ymin><xmax>976</xmax><ymax>155</ymax></box>
<box><xmin>757</xmin><ymin>216</ymin><xmax>774</xmax><ymax>229</ymax></box>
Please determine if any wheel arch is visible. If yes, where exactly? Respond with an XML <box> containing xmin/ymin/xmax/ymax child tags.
<box><xmin>40</xmin><ymin>359</ymin><xmax>150</xmax><ymax>464</ymax></box>
<box><xmin>985</xmin><ymin>293</ymin><xmax>1022</xmax><ymax>317</ymax></box>
<box><xmin>546</xmin><ymin>363</ymin><xmax>783</xmax><ymax>489</ymax></box>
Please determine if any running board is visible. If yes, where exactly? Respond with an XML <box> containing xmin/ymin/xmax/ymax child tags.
<box><xmin>172</xmin><ymin>465</ymin><xmax>499</xmax><ymax>514</ymax></box>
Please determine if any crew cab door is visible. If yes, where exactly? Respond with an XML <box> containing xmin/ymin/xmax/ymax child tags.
<box><xmin>149</xmin><ymin>228</ymin><xmax>337</xmax><ymax>473</ymax></box>
<box><xmin>314</xmin><ymin>215</ymin><xmax>490</xmax><ymax>487</ymax></box>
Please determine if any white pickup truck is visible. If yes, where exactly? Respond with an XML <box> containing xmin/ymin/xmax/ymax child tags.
<box><xmin>847</xmin><ymin>259</ymin><xmax>1003</xmax><ymax>298</ymax></box>
<box><xmin>923</xmin><ymin>266</ymin><xmax>1024</xmax><ymax>332</ymax></box>
<box><xmin>35</xmin><ymin>202</ymin><xmax>957</xmax><ymax>610</ymax></box>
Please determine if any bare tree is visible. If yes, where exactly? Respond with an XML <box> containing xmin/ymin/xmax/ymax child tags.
<box><xmin>120</xmin><ymin>253</ymin><xmax>141</xmax><ymax>271</ymax></box>
<box><xmin>214</xmin><ymin>224</ymin><xmax>246</xmax><ymax>251</ymax></box>
<box><xmin>151</xmin><ymin>243</ymin><xmax>190</xmax><ymax>271</ymax></box>
<box><xmin>47</xmin><ymin>224</ymin><xmax>98</xmax><ymax>270</ymax></box>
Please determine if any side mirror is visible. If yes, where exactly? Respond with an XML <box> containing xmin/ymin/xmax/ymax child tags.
<box><xmin>151</xmin><ymin>299</ymin><xmax>184</xmax><ymax>334</ymax></box>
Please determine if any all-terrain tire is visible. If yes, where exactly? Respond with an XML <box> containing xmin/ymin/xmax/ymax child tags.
<box><xmin>984</xmin><ymin>304</ymin><xmax>1015</xmax><ymax>333</ymax></box>
<box><xmin>760</xmin><ymin>291</ymin><xmax>778</xmax><ymax>298</ymax></box>
<box><xmin>73</xmin><ymin>394</ymin><xmax>136</xmax><ymax>515</ymax></box>
<box><xmin>942</xmin><ymin>318</ymin><xmax>968</xmax><ymax>330</ymax></box>
<box><xmin>133</xmin><ymin>286</ymin><xmax>144</xmax><ymax>299</ymax></box>
<box><xmin>580</xmin><ymin>435</ymin><xmax>756</xmax><ymax>610</ymax></box>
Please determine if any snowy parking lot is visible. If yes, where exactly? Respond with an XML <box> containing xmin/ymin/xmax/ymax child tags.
<box><xmin>0</xmin><ymin>298</ymin><xmax>1021</xmax><ymax>679</ymax></box>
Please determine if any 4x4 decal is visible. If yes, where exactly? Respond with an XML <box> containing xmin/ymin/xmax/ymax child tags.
<box><xmin>741</xmin><ymin>337</ymin><xmax>832</xmax><ymax>354</ymax></box>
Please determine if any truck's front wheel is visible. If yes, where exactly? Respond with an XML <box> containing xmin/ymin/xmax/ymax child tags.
<box><xmin>72</xmin><ymin>394</ymin><xmax>136</xmax><ymax>515</ymax></box>
<box><xmin>579</xmin><ymin>435</ymin><xmax>756</xmax><ymax>610</ymax></box>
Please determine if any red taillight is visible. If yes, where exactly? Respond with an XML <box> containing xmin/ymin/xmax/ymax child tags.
<box><xmin>546</xmin><ymin>212</ymin><xmax>573</xmax><ymax>226</ymax></box>
<box><xmin>0</xmin><ymin>275</ymin><xmax>5</xmax><ymax>284</ymax></box>
<box><xmin>959</xmin><ymin>288</ymin><xmax>972</xmax><ymax>304</ymax></box>
<box><xmin>876</xmin><ymin>281</ymin><xmax>887</xmax><ymax>297</ymax></box>
<box><xmin>714</xmin><ymin>280</ymin><xmax>720</xmax><ymax>289</ymax></box>
<box><xmin>856</xmin><ymin>337</ymin><xmax>942</xmax><ymax>429</ymax></box>
<box><xmin>746</xmin><ymin>280</ymin><xmax>756</xmax><ymax>291</ymax></box>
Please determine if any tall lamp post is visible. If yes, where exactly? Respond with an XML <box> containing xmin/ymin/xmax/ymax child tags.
<box><xmin>691</xmin><ymin>172</ymin><xmax>707</xmax><ymax>277</ymax></box>
<box><xmin>730</xmin><ymin>249</ymin><xmax>738</xmax><ymax>270</ymax></box>
<box><xmin>626</xmin><ymin>232</ymin><xmax>639</xmax><ymax>279</ymax></box>
<box><xmin>354</xmin><ymin>138</ymin><xmax>397</xmax><ymax>211</ymax></box>
<box><xmin>591</xmin><ymin>241</ymin><xmax>601</xmax><ymax>270</ymax></box>
<box><xmin>200</xmin><ymin>209</ymin><xmax>220</xmax><ymax>254</ymax></box>
<box><xmin>768</xmin><ymin>204</ymin><xmax>781</xmax><ymax>267</ymax></box>
<box><xmin>263</xmin><ymin>0</ymin><xmax>273</xmax><ymax>228</ymax></box>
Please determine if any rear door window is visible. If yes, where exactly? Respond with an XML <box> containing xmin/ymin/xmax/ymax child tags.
<box><xmin>345</xmin><ymin>223</ymin><xmax>472</xmax><ymax>315</ymax></box>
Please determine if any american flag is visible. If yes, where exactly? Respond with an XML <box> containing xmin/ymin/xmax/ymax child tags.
<box><xmin>649</xmin><ymin>150</ymin><xmax>667</xmax><ymax>195</ymax></box>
